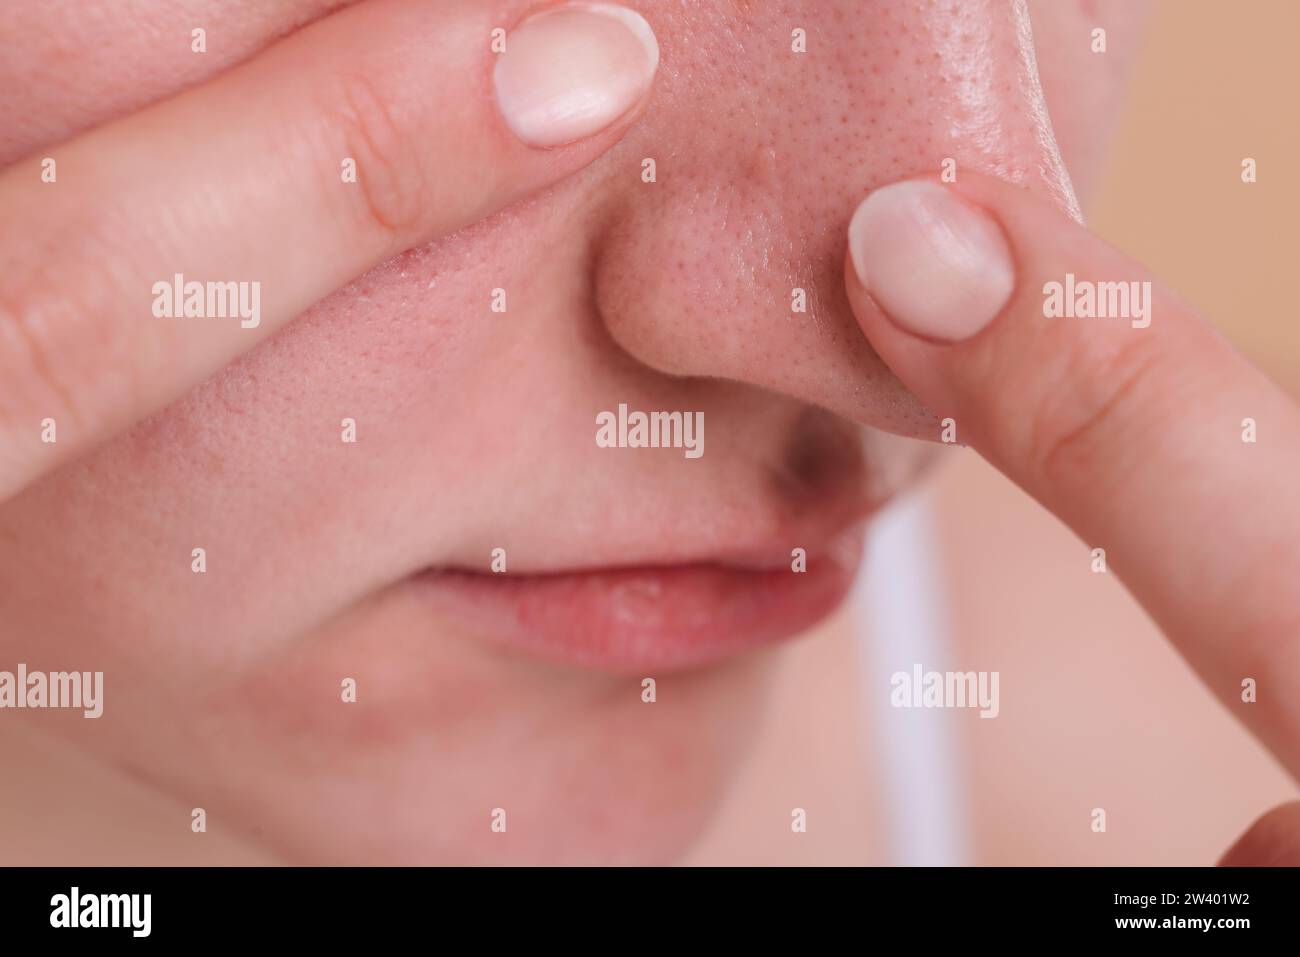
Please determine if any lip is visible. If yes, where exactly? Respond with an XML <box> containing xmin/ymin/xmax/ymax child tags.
<box><xmin>405</xmin><ymin>527</ymin><xmax>865</xmax><ymax>673</ymax></box>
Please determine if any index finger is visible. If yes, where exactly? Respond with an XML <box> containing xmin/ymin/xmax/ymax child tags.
<box><xmin>844</xmin><ymin>173</ymin><xmax>1300</xmax><ymax>779</ymax></box>
<box><xmin>0</xmin><ymin>0</ymin><xmax>659</xmax><ymax>499</ymax></box>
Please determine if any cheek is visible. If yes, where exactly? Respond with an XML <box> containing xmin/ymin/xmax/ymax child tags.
<box><xmin>590</xmin><ymin>0</ymin><xmax>1077</xmax><ymax>436</ymax></box>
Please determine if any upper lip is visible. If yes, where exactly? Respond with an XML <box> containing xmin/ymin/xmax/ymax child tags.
<box><xmin>402</xmin><ymin>402</ymin><xmax>893</xmax><ymax>582</ymax></box>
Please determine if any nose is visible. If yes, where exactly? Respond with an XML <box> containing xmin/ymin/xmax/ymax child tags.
<box><xmin>589</xmin><ymin>0</ymin><xmax>1078</xmax><ymax>440</ymax></box>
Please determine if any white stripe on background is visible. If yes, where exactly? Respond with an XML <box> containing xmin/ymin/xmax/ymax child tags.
<box><xmin>854</xmin><ymin>491</ymin><xmax>972</xmax><ymax>866</ymax></box>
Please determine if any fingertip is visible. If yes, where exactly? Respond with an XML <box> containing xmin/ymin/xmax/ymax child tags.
<box><xmin>493</xmin><ymin>2</ymin><xmax>659</xmax><ymax>150</ymax></box>
<box><xmin>846</xmin><ymin>179</ymin><xmax>1015</xmax><ymax>345</ymax></box>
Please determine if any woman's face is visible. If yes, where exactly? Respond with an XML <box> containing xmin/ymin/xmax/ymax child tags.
<box><xmin>0</xmin><ymin>0</ymin><xmax>1145</xmax><ymax>863</ymax></box>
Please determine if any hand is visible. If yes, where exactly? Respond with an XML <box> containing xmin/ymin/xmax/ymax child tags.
<box><xmin>0</xmin><ymin>0</ymin><xmax>657</xmax><ymax>501</ymax></box>
<box><xmin>844</xmin><ymin>173</ymin><xmax>1300</xmax><ymax>865</ymax></box>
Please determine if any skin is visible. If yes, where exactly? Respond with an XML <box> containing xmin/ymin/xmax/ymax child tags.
<box><xmin>3</xmin><ymin>0</ymin><xmax>1248</xmax><ymax>867</ymax></box>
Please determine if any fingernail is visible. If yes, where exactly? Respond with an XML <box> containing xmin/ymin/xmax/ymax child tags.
<box><xmin>494</xmin><ymin>3</ymin><xmax>659</xmax><ymax>149</ymax></box>
<box><xmin>848</xmin><ymin>181</ymin><xmax>1015</xmax><ymax>342</ymax></box>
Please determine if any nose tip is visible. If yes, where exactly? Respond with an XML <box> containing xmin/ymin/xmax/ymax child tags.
<box><xmin>588</xmin><ymin>0</ymin><xmax>1078</xmax><ymax>441</ymax></box>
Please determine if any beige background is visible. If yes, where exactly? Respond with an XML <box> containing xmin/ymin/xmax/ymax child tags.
<box><xmin>689</xmin><ymin>0</ymin><xmax>1300</xmax><ymax>865</ymax></box>
<box><xmin>1091</xmin><ymin>0</ymin><xmax>1300</xmax><ymax>395</ymax></box>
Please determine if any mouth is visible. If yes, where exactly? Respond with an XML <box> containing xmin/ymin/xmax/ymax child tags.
<box><xmin>406</xmin><ymin>526</ymin><xmax>866</xmax><ymax>673</ymax></box>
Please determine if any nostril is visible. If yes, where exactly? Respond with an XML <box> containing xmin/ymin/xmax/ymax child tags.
<box><xmin>759</xmin><ymin>405</ymin><xmax>940</xmax><ymax>534</ymax></box>
<box><xmin>768</xmin><ymin>408</ymin><xmax>869</xmax><ymax>507</ymax></box>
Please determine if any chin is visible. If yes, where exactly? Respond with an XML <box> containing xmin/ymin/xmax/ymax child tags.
<box><xmin>196</xmin><ymin>587</ymin><xmax>780</xmax><ymax>864</ymax></box>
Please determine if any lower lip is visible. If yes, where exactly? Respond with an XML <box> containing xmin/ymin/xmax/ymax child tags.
<box><xmin>408</xmin><ymin>541</ymin><xmax>863</xmax><ymax>673</ymax></box>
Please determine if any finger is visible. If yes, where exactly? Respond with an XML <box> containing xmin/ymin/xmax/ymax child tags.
<box><xmin>0</xmin><ymin>0</ymin><xmax>659</xmax><ymax>500</ymax></box>
<box><xmin>1219</xmin><ymin>801</ymin><xmax>1300</xmax><ymax>866</ymax></box>
<box><xmin>843</xmin><ymin>173</ymin><xmax>1300</xmax><ymax>778</ymax></box>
